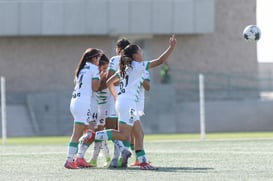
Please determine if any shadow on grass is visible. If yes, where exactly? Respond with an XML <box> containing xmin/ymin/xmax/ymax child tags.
<box><xmin>104</xmin><ymin>166</ymin><xmax>214</xmax><ymax>173</ymax></box>
<box><xmin>155</xmin><ymin>166</ymin><xmax>214</xmax><ymax>173</ymax></box>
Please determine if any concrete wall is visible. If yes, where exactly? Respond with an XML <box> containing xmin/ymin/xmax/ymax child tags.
<box><xmin>143</xmin><ymin>84</ymin><xmax>273</xmax><ymax>134</ymax></box>
<box><xmin>0</xmin><ymin>105</ymin><xmax>35</xmax><ymax>137</ymax></box>
<box><xmin>2</xmin><ymin>86</ymin><xmax>273</xmax><ymax>137</ymax></box>
<box><xmin>0</xmin><ymin>36</ymin><xmax>115</xmax><ymax>93</ymax></box>
<box><xmin>0</xmin><ymin>0</ymin><xmax>214</xmax><ymax>36</ymax></box>
<box><xmin>174</xmin><ymin>100</ymin><xmax>273</xmax><ymax>133</ymax></box>
<box><xmin>150</xmin><ymin>0</ymin><xmax>258</xmax><ymax>84</ymax></box>
<box><xmin>0</xmin><ymin>0</ymin><xmax>265</xmax><ymax>137</ymax></box>
<box><xmin>258</xmin><ymin>63</ymin><xmax>273</xmax><ymax>91</ymax></box>
<box><xmin>0</xmin><ymin>0</ymin><xmax>257</xmax><ymax>96</ymax></box>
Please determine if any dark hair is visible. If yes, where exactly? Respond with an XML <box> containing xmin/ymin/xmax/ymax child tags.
<box><xmin>116</xmin><ymin>38</ymin><xmax>130</xmax><ymax>53</ymax></box>
<box><xmin>119</xmin><ymin>44</ymin><xmax>139</xmax><ymax>79</ymax></box>
<box><xmin>75</xmin><ymin>48</ymin><xmax>101</xmax><ymax>80</ymax></box>
<box><xmin>99</xmin><ymin>54</ymin><xmax>109</xmax><ymax>67</ymax></box>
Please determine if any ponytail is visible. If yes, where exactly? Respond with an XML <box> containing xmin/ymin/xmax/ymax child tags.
<box><xmin>119</xmin><ymin>44</ymin><xmax>139</xmax><ymax>79</ymax></box>
<box><xmin>119</xmin><ymin>56</ymin><xmax>133</xmax><ymax>79</ymax></box>
<box><xmin>74</xmin><ymin>48</ymin><xmax>101</xmax><ymax>83</ymax></box>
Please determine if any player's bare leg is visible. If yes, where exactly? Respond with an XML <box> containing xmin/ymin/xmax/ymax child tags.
<box><xmin>133</xmin><ymin>120</ymin><xmax>157</xmax><ymax>170</ymax></box>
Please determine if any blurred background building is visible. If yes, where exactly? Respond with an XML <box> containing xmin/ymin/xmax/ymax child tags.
<box><xmin>1</xmin><ymin>0</ymin><xmax>272</xmax><ymax>136</ymax></box>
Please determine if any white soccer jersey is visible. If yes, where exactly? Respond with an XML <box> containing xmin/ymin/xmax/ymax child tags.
<box><xmin>96</xmin><ymin>89</ymin><xmax>109</xmax><ymax>105</ymax></box>
<box><xmin>70</xmin><ymin>62</ymin><xmax>100</xmax><ymax>125</ymax></box>
<box><xmin>108</xmin><ymin>55</ymin><xmax>120</xmax><ymax>73</ymax></box>
<box><xmin>95</xmin><ymin>89</ymin><xmax>109</xmax><ymax>126</ymax></box>
<box><xmin>72</xmin><ymin>62</ymin><xmax>100</xmax><ymax>98</ymax></box>
<box><xmin>116</xmin><ymin>61</ymin><xmax>150</xmax><ymax>126</ymax></box>
<box><xmin>118</xmin><ymin>61</ymin><xmax>150</xmax><ymax>101</ymax></box>
<box><xmin>136</xmin><ymin>70</ymin><xmax>150</xmax><ymax>116</ymax></box>
<box><xmin>108</xmin><ymin>55</ymin><xmax>121</xmax><ymax>118</ymax></box>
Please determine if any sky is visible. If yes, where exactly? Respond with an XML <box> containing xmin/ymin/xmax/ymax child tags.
<box><xmin>257</xmin><ymin>0</ymin><xmax>273</xmax><ymax>62</ymax></box>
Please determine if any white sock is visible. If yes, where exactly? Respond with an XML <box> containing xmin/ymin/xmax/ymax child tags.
<box><xmin>136</xmin><ymin>150</ymin><xmax>148</xmax><ymax>164</ymax></box>
<box><xmin>114</xmin><ymin>140</ymin><xmax>127</xmax><ymax>153</ymax></box>
<box><xmin>92</xmin><ymin>141</ymin><xmax>102</xmax><ymax>161</ymax></box>
<box><xmin>77</xmin><ymin>142</ymin><xmax>89</xmax><ymax>158</ymax></box>
<box><xmin>101</xmin><ymin>140</ymin><xmax>111</xmax><ymax>159</ymax></box>
<box><xmin>138</xmin><ymin>155</ymin><xmax>148</xmax><ymax>164</ymax></box>
<box><xmin>112</xmin><ymin>142</ymin><xmax>120</xmax><ymax>160</ymax></box>
<box><xmin>67</xmin><ymin>142</ymin><xmax>78</xmax><ymax>162</ymax></box>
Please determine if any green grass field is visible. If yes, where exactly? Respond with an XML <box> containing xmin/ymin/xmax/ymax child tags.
<box><xmin>1</xmin><ymin>133</ymin><xmax>273</xmax><ymax>181</ymax></box>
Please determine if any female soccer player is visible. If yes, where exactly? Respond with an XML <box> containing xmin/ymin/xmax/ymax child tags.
<box><xmin>88</xmin><ymin>54</ymin><xmax>111</xmax><ymax>167</ymax></box>
<box><xmin>106</xmin><ymin>37</ymin><xmax>131</xmax><ymax>130</ymax></box>
<box><xmin>106</xmin><ymin>38</ymin><xmax>131</xmax><ymax>167</ymax></box>
<box><xmin>83</xmin><ymin>35</ymin><xmax>176</xmax><ymax>170</ymax></box>
<box><xmin>130</xmin><ymin>70</ymin><xmax>150</xmax><ymax>166</ymax></box>
<box><xmin>64</xmin><ymin>48</ymin><xmax>102</xmax><ymax>169</ymax></box>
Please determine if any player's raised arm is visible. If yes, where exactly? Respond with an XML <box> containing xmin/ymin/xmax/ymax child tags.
<box><xmin>148</xmin><ymin>35</ymin><xmax>176</xmax><ymax>69</ymax></box>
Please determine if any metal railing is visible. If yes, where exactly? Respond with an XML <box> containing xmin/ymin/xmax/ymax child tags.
<box><xmin>169</xmin><ymin>69</ymin><xmax>272</xmax><ymax>102</ymax></box>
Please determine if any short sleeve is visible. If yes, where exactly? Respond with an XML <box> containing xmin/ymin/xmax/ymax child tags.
<box><xmin>145</xmin><ymin>61</ymin><xmax>150</xmax><ymax>70</ymax></box>
<box><xmin>108</xmin><ymin>56</ymin><xmax>120</xmax><ymax>73</ymax></box>
<box><xmin>92</xmin><ymin>66</ymin><xmax>100</xmax><ymax>80</ymax></box>
<box><xmin>143</xmin><ymin>71</ymin><xmax>150</xmax><ymax>81</ymax></box>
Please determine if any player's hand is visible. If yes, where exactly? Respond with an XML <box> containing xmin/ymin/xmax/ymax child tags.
<box><xmin>169</xmin><ymin>34</ymin><xmax>176</xmax><ymax>48</ymax></box>
<box><xmin>100</xmin><ymin>71</ymin><xmax>108</xmax><ymax>80</ymax></box>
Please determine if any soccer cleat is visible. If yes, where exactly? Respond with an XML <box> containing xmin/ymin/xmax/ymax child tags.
<box><xmin>75</xmin><ymin>157</ymin><xmax>92</xmax><ymax>168</ymax></box>
<box><xmin>139</xmin><ymin>162</ymin><xmax>158</xmax><ymax>170</ymax></box>
<box><xmin>88</xmin><ymin>159</ymin><xmax>97</xmax><ymax>167</ymax></box>
<box><xmin>108</xmin><ymin>158</ymin><xmax>118</xmax><ymax>168</ymax></box>
<box><xmin>131</xmin><ymin>160</ymin><xmax>151</xmax><ymax>167</ymax></box>
<box><xmin>120</xmin><ymin>149</ymin><xmax>132</xmax><ymax>168</ymax></box>
<box><xmin>64</xmin><ymin>160</ymin><xmax>80</xmax><ymax>169</ymax></box>
<box><xmin>130</xmin><ymin>160</ymin><xmax>140</xmax><ymax>166</ymax></box>
<box><xmin>103</xmin><ymin>157</ymin><xmax>111</xmax><ymax>168</ymax></box>
<box><xmin>82</xmin><ymin>129</ymin><xmax>96</xmax><ymax>145</ymax></box>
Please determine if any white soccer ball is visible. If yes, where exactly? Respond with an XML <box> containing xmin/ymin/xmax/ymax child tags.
<box><xmin>243</xmin><ymin>25</ymin><xmax>261</xmax><ymax>41</ymax></box>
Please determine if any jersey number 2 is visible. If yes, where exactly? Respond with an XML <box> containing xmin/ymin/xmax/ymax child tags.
<box><xmin>120</xmin><ymin>75</ymin><xmax>129</xmax><ymax>93</ymax></box>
